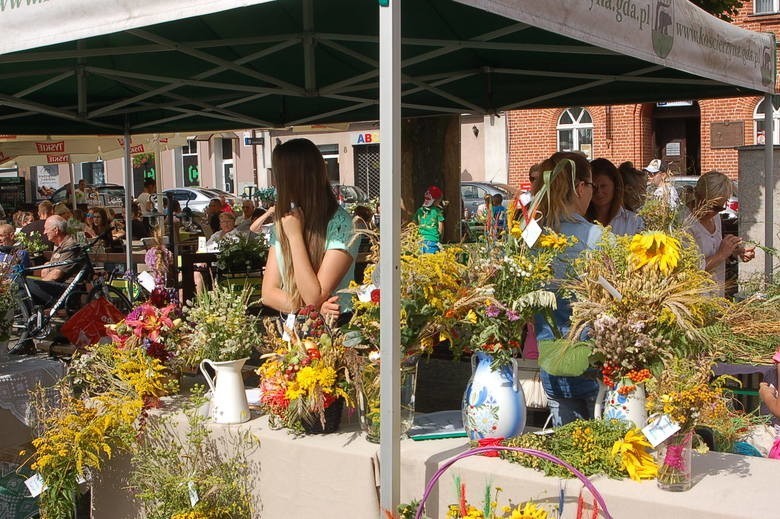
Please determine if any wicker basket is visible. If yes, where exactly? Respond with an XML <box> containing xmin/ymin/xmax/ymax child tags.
<box><xmin>414</xmin><ymin>445</ymin><xmax>613</xmax><ymax>519</ymax></box>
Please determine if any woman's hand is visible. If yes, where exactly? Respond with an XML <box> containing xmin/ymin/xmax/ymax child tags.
<box><xmin>281</xmin><ymin>206</ymin><xmax>304</xmax><ymax>237</ymax></box>
<box><xmin>320</xmin><ymin>295</ymin><xmax>340</xmax><ymax>327</ymax></box>
<box><xmin>717</xmin><ymin>234</ymin><xmax>741</xmax><ymax>259</ymax></box>
<box><xmin>737</xmin><ymin>245</ymin><xmax>756</xmax><ymax>263</ymax></box>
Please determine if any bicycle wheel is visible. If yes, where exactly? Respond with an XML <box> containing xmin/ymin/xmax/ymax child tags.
<box><xmin>8</xmin><ymin>297</ymin><xmax>37</xmax><ymax>354</ymax></box>
<box><xmin>90</xmin><ymin>285</ymin><xmax>132</xmax><ymax>315</ymax></box>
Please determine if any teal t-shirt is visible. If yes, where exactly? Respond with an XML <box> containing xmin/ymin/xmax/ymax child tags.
<box><xmin>270</xmin><ymin>206</ymin><xmax>359</xmax><ymax>311</ymax></box>
<box><xmin>414</xmin><ymin>205</ymin><xmax>444</xmax><ymax>242</ymax></box>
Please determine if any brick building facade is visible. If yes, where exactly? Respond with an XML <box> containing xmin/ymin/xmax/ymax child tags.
<box><xmin>507</xmin><ymin>0</ymin><xmax>779</xmax><ymax>187</ymax></box>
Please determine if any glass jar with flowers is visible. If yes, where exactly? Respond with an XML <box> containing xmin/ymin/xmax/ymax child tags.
<box><xmin>646</xmin><ymin>357</ymin><xmax>736</xmax><ymax>492</ymax></box>
<box><xmin>346</xmin><ymin>225</ymin><xmax>476</xmax><ymax>442</ymax></box>
<box><xmin>179</xmin><ymin>284</ymin><xmax>262</xmax><ymax>424</ymax></box>
<box><xmin>453</xmin><ymin>214</ymin><xmax>574</xmax><ymax>440</ymax></box>
<box><xmin>257</xmin><ymin>305</ymin><xmax>358</xmax><ymax>434</ymax></box>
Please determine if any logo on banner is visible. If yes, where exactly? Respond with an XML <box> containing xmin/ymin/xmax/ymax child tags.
<box><xmin>761</xmin><ymin>46</ymin><xmax>773</xmax><ymax>86</ymax></box>
<box><xmin>36</xmin><ymin>141</ymin><xmax>65</xmax><ymax>153</ymax></box>
<box><xmin>652</xmin><ymin>0</ymin><xmax>674</xmax><ymax>59</ymax></box>
<box><xmin>47</xmin><ymin>154</ymin><xmax>70</xmax><ymax>164</ymax></box>
<box><xmin>129</xmin><ymin>144</ymin><xmax>145</xmax><ymax>154</ymax></box>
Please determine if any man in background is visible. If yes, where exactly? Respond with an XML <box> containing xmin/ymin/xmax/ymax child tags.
<box><xmin>19</xmin><ymin>200</ymin><xmax>54</xmax><ymax>249</ymax></box>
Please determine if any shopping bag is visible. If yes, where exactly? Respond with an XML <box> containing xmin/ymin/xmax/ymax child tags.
<box><xmin>60</xmin><ymin>297</ymin><xmax>126</xmax><ymax>347</ymax></box>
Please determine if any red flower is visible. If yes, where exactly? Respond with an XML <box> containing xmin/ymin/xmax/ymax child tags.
<box><xmin>476</xmin><ymin>436</ymin><xmax>504</xmax><ymax>457</ymax></box>
<box><xmin>370</xmin><ymin>289</ymin><xmax>380</xmax><ymax>303</ymax></box>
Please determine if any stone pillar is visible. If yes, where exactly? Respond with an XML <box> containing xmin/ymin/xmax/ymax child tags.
<box><xmin>736</xmin><ymin>145</ymin><xmax>780</xmax><ymax>284</ymax></box>
<box><xmin>400</xmin><ymin>115</ymin><xmax>461</xmax><ymax>243</ymax></box>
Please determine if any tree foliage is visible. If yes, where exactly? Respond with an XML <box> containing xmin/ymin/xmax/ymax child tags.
<box><xmin>690</xmin><ymin>0</ymin><xmax>744</xmax><ymax>22</ymax></box>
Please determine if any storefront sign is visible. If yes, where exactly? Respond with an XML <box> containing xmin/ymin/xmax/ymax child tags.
<box><xmin>47</xmin><ymin>154</ymin><xmax>70</xmax><ymax>163</ymax></box>
<box><xmin>352</xmin><ymin>132</ymin><xmax>380</xmax><ymax>145</ymax></box>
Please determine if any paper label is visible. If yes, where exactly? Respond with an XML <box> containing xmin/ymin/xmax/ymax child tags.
<box><xmin>25</xmin><ymin>473</ymin><xmax>46</xmax><ymax>497</ymax></box>
<box><xmin>137</xmin><ymin>271</ymin><xmax>156</xmax><ymax>293</ymax></box>
<box><xmin>597</xmin><ymin>275</ymin><xmax>623</xmax><ymax>301</ymax></box>
<box><xmin>281</xmin><ymin>312</ymin><xmax>296</xmax><ymax>342</ymax></box>
<box><xmin>197</xmin><ymin>236</ymin><xmax>207</xmax><ymax>252</ymax></box>
<box><xmin>188</xmin><ymin>481</ymin><xmax>200</xmax><ymax>507</ymax></box>
<box><xmin>642</xmin><ymin>414</ymin><xmax>681</xmax><ymax>448</ymax></box>
<box><xmin>522</xmin><ymin>219</ymin><xmax>542</xmax><ymax>247</ymax></box>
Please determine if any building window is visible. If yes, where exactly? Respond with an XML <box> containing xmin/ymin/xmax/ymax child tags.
<box><xmin>317</xmin><ymin>144</ymin><xmax>340</xmax><ymax>183</ymax></box>
<box><xmin>755</xmin><ymin>0</ymin><xmax>780</xmax><ymax>14</ymax></box>
<box><xmin>182</xmin><ymin>139</ymin><xmax>200</xmax><ymax>187</ymax></box>
<box><xmin>557</xmin><ymin>107</ymin><xmax>593</xmax><ymax>158</ymax></box>
<box><xmin>754</xmin><ymin>97</ymin><xmax>780</xmax><ymax>144</ymax></box>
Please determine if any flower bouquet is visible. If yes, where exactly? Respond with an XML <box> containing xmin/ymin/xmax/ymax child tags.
<box><xmin>178</xmin><ymin>284</ymin><xmax>262</xmax><ymax>424</ymax></box>
<box><xmin>500</xmin><ymin>419</ymin><xmax>657</xmax><ymax>482</ymax></box>
<box><xmin>345</xmin><ymin>225</ymin><xmax>477</xmax><ymax>440</ymax></box>
<box><xmin>106</xmin><ymin>288</ymin><xmax>186</xmax><ymax>369</ymax></box>
<box><xmin>645</xmin><ymin>357</ymin><xmax>736</xmax><ymax>492</ymax></box>
<box><xmin>257</xmin><ymin>306</ymin><xmax>358</xmax><ymax>433</ymax></box>
<box><xmin>455</xmin><ymin>228</ymin><xmax>574</xmax><ymax>369</ymax></box>
<box><xmin>179</xmin><ymin>283</ymin><xmax>261</xmax><ymax>365</ymax></box>
<box><xmin>539</xmin><ymin>229</ymin><xmax>720</xmax><ymax>427</ymax></box>
<box><xmin>400</xmin><ymin>482</ymin><xmax>554</xmax><ymax>519</ymax></box>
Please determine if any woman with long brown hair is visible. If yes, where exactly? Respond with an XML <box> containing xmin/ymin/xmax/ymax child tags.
<box><xmin>586</xmin><ymin>158</ymin><xmax>642</xmax><ymax>235</ymax></box>
<box><xmin>261</xmin><ymin>139</ymin><xmax>359</xmax><ymax>321</ymax></box>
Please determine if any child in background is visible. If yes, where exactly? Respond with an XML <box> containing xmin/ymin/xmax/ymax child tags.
<box><xmin>490</xmin><ymin>193</ymin><xmax>507</xmax><ymax>238</ymax></box>
<box><xmin>414</xmin><ymin>185</ymin><xmax>445</xmax><ymax>254</ymax></box>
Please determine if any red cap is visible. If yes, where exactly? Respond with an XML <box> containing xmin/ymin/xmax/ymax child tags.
<box><xmin>426</xmin><ymin>186</ymin><xmax>443</xmax><ymax>199</ymax></box>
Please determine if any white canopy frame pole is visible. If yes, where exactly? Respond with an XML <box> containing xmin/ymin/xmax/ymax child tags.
<box><xmin>764</xmin><ymin>93</ymin><xmax>775</xmax><ymax>282</ymax></box>
<box><xmin>379</xmin><ymin>0</ymin><xmax>401</xmax><ymax>513</ymax></box>
<box><xmin>69</xmin><ymin>163</ymin><xmax>77</xmax><ymax>210</ymax></box>
<box><xmin>123</xmin><ymin>127</ymin><xmax>134</xmax><ymax>274</ymax></box>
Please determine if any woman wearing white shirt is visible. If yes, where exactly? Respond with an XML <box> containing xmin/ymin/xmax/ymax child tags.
<box><xmin>682</xmin><ymin>171</ymin><xmax>754</xmax><ymax>297</ymax></box>
<box><xmin>205</xmin><ymin>212</ymin><xmax>241</xmax><ymax>248</ymax></box>
<box><xmin>586</xmin><ymin>158</ymin><xmax>643</xmax><ymax>236</ymax></box>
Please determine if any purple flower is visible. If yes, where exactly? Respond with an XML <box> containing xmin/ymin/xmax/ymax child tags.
<box><xmin>486</xmin><ymin>305</ymin><xmax>501</xmax><ymax>318</ymax></box>
<box><xmin>506</xmin><ymin>309</ymin><xmax>520</xmax><ymax>322</ymax></box>
<box><xmin>126</xmin><ymin>305</ymin><xmax>143</xmax><ymax>321</ymax></box>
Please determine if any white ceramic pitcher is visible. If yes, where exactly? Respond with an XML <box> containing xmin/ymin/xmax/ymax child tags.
<box><xmin>200</xmin><ymin>357</ymin><xmax>250</xmax><ymax>424</ymax></box>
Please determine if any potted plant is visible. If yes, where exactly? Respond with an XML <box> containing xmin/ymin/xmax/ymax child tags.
<box><xmin>0</xmin><ymin>262</ymin><xmax>17</xmax><ymax>359</ymax></box>
<box><xmin>216</xmin><ymin>233</ymin><xmax>268</xmax><ymax>275</ymax></box>
<box><xmin>180</xmin><ymin>284</ymin><xmax>262</xmax><ymax>424</ymax></box>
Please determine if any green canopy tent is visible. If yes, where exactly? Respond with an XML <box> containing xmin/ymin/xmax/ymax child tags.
<box><xmin>0</xmin><ymin>0</ymin><xmax>774</xmax><ymax>515</ymax></box>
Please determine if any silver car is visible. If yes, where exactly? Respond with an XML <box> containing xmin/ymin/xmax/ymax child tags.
<box><xmin>460</xmin><ymin>181</ymin><xmax>515</xmax><ymax>219</ymax></box>
<box><xmin>164</xmin><ymin>187</ymin><xmax>238</xmax><ymax>213</ymax></box>
<box><xmin>669</xmin><ymin>176</ymin><xmax>738</xmax><ymax>220</ymax></box>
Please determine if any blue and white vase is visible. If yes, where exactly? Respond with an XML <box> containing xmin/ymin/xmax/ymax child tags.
<box><xmin>462</xmin><ymin>351</ymin><xmax>526</xmax><ymax>440</ymax></box>
<box><xmin>594</xmin><ymin>379</ymin><xmax>647</xmax><ymax>429</ymax></box>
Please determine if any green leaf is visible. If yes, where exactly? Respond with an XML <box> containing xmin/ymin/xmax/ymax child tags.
<box><xmin>537</xmin><ymin>339</ymin><xmax>592</xmax><ymax>377</ymax></box>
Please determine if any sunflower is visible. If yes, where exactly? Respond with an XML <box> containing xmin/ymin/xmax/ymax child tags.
<box><xmin>628</xmin><ymin>231</ymin><xmax>681</xmax><ymax>275</ymax></box>
<box><xmin>611</xmin><ymin>428</ymin><xmax>658</xmax><ymax>481</ymax></box>
<box><xmin>508</xmin><ymin>502</ymin><xmax>549</xmax><ymax>519</ymax></box>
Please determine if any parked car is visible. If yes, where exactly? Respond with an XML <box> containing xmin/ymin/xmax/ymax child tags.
<box><xmin>331</xmin><ymin>183</ymin><xmax>369</xmax><ymax>204</ymax></box>
<box><xmin>50</xmin><ymin>183</ymin><xmax>125</xmax><ymax>207</ymax></box>
<box><xmin>669</xmin><ymin>176</ymin><xmax>738</xmax><ymax>220</ymax></box>
<box><xmin>164</xmin><ymin>187</ymin><xmax>238</xmax><ymax>213</ymax></box>
<box><xmin>460</xmin><ymin>181</ymin><xmax>515</xmax><ymax>219</ymax></box>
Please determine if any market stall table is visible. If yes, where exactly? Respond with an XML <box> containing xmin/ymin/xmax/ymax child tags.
<box><xmin>92</xmin><ymin>404</ymin><xmax>777</xmax><ymax>519</ymax></box>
